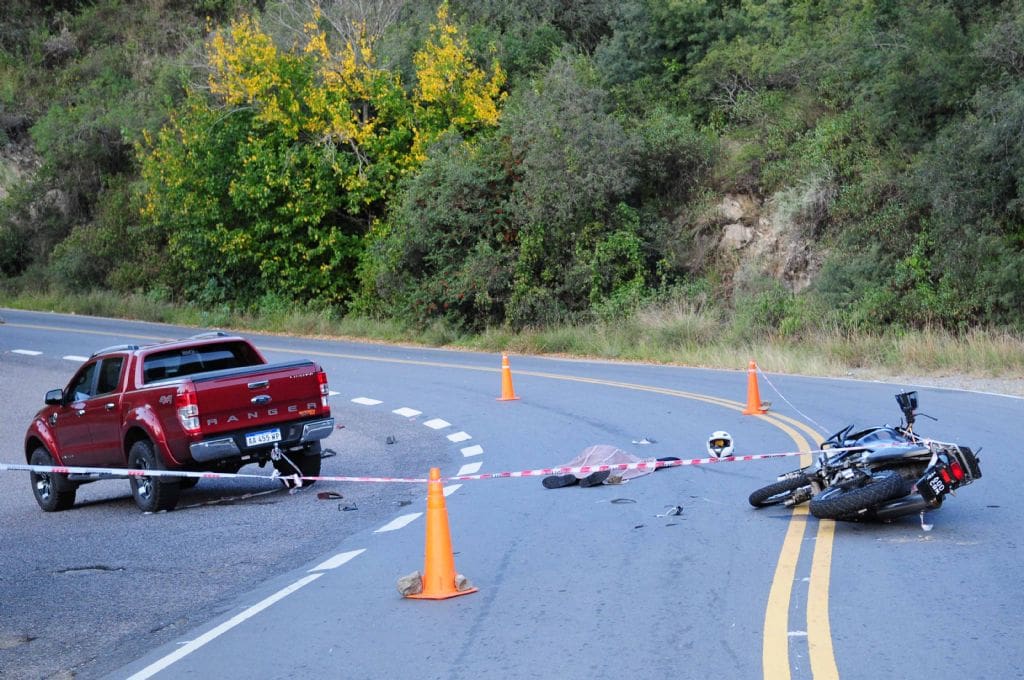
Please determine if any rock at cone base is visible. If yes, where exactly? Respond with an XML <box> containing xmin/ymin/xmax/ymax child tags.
<box><xmin>455</xmin><ymin>574</ymin><xmax>474</xmax><ymax>592</ymax></box>
<box><xmin>397</xmin><ymin>571</ymin><xmax>423</xmax><ymax>596</ymax></box>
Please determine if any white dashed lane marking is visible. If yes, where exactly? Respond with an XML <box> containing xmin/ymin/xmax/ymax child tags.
<box><xmin>308</xmin><ymin>549</ymin><xmax>366</xmax><ymax>573</ymax></box>
<box><xmin>351</xmin><ymin>397</ymin><xmax>383</xmax><ymax>405</ymax></box>
<box><xmin>63</xmin><ymin>355</ymin><xmax>89</xmax><ymax>362</ymax></box>
<box><xmin>457</xmin><ymin>462</ymin><xmax>482</xmax><ymax>476</ymax></box>
<box><xmin>461</xmin><ymin>445</ymin><xmax>483</xmax><ymax>457</ymax></box>
<box><xmin>447</xmin><ymin>431</ymin><xmax>471</xmax><ymax>443</ymax></box>
<box><xmin>443</xmin><ymin>484</ymin><xmax>462</xmax><ymax>497</ymax></box>
<box><xmin>374</xmin><ymin>513</ymin><xmax>423</xmax><ymax>533</ymax></box>
<box><xmin>12</xmin><ymin>349</ymin><xmax>42</xmax><ymax>356</ymax></box>
<box><xmin>393</xmin><ymin>407</ymin><xmax>421</xmax><ymax>417</ymax></box>
<box><xmin>423</xmin><ymin>418</ymin><xmax>450</xmax><ymax>430</ymax></box>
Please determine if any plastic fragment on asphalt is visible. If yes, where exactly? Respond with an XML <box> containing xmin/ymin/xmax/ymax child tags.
<box><xmin>919</xmin><ymin>511</ymin><xmax>934</xmax><ymax>532</ymax></box>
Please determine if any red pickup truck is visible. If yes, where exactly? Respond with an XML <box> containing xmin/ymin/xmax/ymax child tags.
<box><xmin>24</xmin><ymin>333</ymin><xmax>334</xmax><ymax>512</ymax></box>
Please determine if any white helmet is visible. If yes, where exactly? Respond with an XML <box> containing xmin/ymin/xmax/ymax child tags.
<box><xmin>707</xmin><ymin>431</ymin><xmax>734</xmax><ymax>458</ymax></box>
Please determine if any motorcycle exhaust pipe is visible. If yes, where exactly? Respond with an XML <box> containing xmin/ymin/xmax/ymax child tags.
<box><xmin>874</xmin><ymin>494</ymin><xmax>931</xmax><ymax>520</ymax></box>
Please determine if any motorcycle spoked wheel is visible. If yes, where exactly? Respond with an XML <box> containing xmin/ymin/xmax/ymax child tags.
<box><xmin>749</xmin><ymin>473</ymin><xmax>812</xmax><ymax>508</ymax></box>
<box><xmin>808</xmin><ymin>470</ymin><xmax>908</xmax><ymax>521</ymax></box>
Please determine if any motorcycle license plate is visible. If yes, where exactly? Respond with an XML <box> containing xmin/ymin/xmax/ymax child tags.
<box><xmin>245</xmin><ymin>428</ymin><xmax>281</xmax><ymax>447</ymax></box>
<box><xmin>918</xmin><ymin>469</ymin><xmax>949</xmax><ymax>502</ymax></box>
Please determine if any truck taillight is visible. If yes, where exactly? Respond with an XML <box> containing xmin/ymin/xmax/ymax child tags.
<box><xmin>175</xmin><ymin>385</ymin><xmax>200</xmax><ymax>434</ymax></box>
<box><xmin>317</xmin><ymin>370</ymin><xmax>330</xmax><ymax>408</ymax></box>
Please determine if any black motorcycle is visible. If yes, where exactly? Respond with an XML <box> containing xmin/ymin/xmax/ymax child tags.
<box><xmin>749</xmin><ymin>391</ymin><xmax>982</xmax><ymax>522</ymax></box>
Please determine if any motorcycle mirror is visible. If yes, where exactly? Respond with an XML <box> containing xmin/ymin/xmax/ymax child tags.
<box><xmin>895</xmin><ymin>391</ymin><xmax>918</xmax><ymax>412</ymax></box>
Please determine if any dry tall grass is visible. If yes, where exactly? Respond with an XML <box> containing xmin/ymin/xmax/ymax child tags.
<box><xmin>4</xmin><ymin>291</ymin><xmax>1022</xmax><ymax>386</ymax></box>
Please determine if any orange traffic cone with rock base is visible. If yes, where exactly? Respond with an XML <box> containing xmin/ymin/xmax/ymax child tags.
<box><xmin>497</xmin><ymin>353</ymin><xmax>519</xmax><ymax>401</ymax></box>
<box><xmin>404</xmin><ymin>468</ymin><xmax>478</xmax><ymax>600</ymax></box>
<box><xmin>742</xmin><ymin>360</ymin><xmax>768</xmax><ymax>415</ymax></box>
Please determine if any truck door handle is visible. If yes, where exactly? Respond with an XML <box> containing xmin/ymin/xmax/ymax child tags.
<box><xmin>104</xmin><ymin>403</ymin><xmax>116</xmax><ymax>411</ymax></box>
<box><xmin>76</xmin><ymin>409</ymin><xmax>86</xmax><ymax>416</ymax></box>
<box><xmin>248</xmin><ymin>380</ymin><xmax>269</xmax><ymax>389</ymax></box>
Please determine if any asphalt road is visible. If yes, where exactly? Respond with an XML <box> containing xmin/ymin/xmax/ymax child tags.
<box><xmin>1</xmin><ymin>308</ymin><xmax>1021</xmax><ymax>680</ymax></box>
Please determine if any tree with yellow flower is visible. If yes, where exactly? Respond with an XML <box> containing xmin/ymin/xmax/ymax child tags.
<box><xmin>139</xmin><ymin>3</ymin><xmax>506</xmax><ymax>308</ymax></box>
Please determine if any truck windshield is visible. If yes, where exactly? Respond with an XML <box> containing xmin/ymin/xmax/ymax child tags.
<box><xmin>142</xmin><ymin>342</ymin><xmax>262</xmax><ymax>383</ymax></box>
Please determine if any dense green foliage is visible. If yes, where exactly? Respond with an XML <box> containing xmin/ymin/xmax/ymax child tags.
<box><xmin>3</xmin><ymin>0</ymin><xmax>1023</xmax><ymax>333</ymax></box>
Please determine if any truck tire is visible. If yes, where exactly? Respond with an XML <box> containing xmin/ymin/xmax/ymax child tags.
<box><xmin>809</xmin><ymin>470</ymin><xmax>907</xmax><ymax>521</ymax></box>
<box><xmin>749</xmin><ymin>473</ymin><xmax>810</xmax><ymax>507</ymax></box>
<box><xmin>274</xmin><ymin>442</ymin><xmax>322</xmax><ymax>488</ymax></box>
<box><xmin>128</xmin><ymin>440</ymin><xmax>181</xmax><ymax>512</ymax></box>
<box><xmin>29</xmin><ymin>446</ymin><xmax>77</xmax><ymax>512</ymax></box>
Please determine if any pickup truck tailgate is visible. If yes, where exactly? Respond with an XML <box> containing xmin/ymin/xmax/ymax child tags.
<box><xmin>191</xmin><ymin>361</ymin><xmax>327</xmax><ymax>438</ymax></box>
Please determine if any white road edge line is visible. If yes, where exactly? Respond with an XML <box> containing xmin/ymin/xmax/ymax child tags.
<box><xmin>423</xmin><ymin>418</ymin><xmax>450</xmax><ymax>430</ymax></box>
<box><xmin>374</xmin><ymin>512</ymin><xmax>423</xmax><ymax>533</ymax></box>
<box><xmin>447</xmin><ymin>431</ymin><xmax>471</xmax><ymax>443</ymax></box>
<box><xmin>308</xmin><ymin>549</ymin><xmax>366</xmax><ymax>573</ymax></box>
<box><xmin>460</xmin><ymin>445</ymin><xmax>484</xmax><ymax>457</ymax></box>
<box><xmin>12</xmin><ymin>349</ymin><xmax>42</xmax><ymax>356</ymax></box>
<box><xmin>125</xmin><ymin>573</ymin><xmax>323</xmax><ymax>680</ymax></box>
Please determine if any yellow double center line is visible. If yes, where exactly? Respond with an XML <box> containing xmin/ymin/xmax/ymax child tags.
<box><xmin>9</xmin><ymin>321</ymin><xmax>839</xmax><ymax>678</ymax></box>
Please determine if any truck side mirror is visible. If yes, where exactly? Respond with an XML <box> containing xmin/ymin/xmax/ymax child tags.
<box><xmin>44</xmin><ymin>389</ymin><xmax>64</xmax><ymax>405</ymax></box>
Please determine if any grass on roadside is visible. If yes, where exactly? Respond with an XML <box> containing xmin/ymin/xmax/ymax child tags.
<box><xmin>3</xmin><ymin>288</ymin><xmax>1022</xmax><ymax>381</ymax></box>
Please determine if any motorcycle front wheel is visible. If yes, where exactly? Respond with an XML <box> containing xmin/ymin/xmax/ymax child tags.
<box><xmin>808</xmin><ymin>470</ymin><xmax>907</xmax><ymax>520</ymax></box>
<box><xmin>749</xmin><ymin>473</ymin><xmax>811</xmax><ymax>508</ymax></box>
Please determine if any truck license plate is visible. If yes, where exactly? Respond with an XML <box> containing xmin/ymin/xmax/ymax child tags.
<box><xmin>245</xmin><ymin>428</ymin><xmax>281</xmax><ymax>447</ymax></box>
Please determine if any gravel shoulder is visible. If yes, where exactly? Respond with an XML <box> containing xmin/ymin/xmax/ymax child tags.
<box><xmin>844</xmin><ymin>369</ymin><xmax>1024</xmax><ymax>398</ymax></box>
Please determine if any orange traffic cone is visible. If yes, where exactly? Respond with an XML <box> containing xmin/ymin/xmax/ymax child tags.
<box><xmin>497</xmin><ymin>353</ymin><xmax>519</xmax><ymax>401</ymax></box>
<box><xmin>742</xmin><ymin>360</ymin><xmax>767</xmax><ymax>415</ymax></box>
<box><xmin>405</xmin><ymin>468</ymin><xmax>478</xmax><ymax>600</ymax></box>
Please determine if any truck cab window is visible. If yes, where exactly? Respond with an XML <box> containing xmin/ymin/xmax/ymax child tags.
<box><xmin>97</xmin><ymin>357</ymin><xmax>125</xmax><ymax>395</ymax></box>
<box><xmin>67</xmin><ymin>362</ymin><xmax>99</xmax><ymax>402</ymax></box>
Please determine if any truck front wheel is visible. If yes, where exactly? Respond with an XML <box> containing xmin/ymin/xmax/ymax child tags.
<box><xmin>128</xmin><ymin>440</ymin><xmax>181</xmax><ymax>512</ymax></box>
<box><xmin>30</xmin><ymin>446</ymin><xmax>77</xmax><ymax>512</ymax></box>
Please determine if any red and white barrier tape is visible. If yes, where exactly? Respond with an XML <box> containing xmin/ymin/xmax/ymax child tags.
<box><xmin>0</xmin><ymin>448</ymin><xmax>823</xmax><ymax>485</ymax></box>
<box><xmin>8</xmin><ymin>441</ymin><xmax>947</xmax><ymax>485</ymax></box>
<box><xmin>445</xmin><ymin>451</ymin><xmax>807</xmax><ymax>481</ymax></box>
<box><xmin>0</xmin><ymin>462</ymin><xmax>429</xmax><ymax>484</ymax></box>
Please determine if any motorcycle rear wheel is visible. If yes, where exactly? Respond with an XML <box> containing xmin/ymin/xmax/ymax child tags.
<box><xmin>808</xmin><ymin>470</ymin><xmax>907</xmax><ymax>520</ymax></box>
<box><xmin>749</xmin><ymin>474</ymin><xmax>811</xmax><ymax>508</ymax></box>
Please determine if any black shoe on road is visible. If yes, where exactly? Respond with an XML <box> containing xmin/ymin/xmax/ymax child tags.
<box><xmin>542</xmin><ymin>474</ymin><xmax>579</xmax><ymax>489</ymax></box>
<box><xmin>578</xmin><ymin>470</ymin><xmax>611</xmax><ymax>487</ymax></box>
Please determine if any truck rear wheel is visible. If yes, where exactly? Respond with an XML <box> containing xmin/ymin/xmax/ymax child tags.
<box><xmin>128</xmin><ymin>440</ymin><xmax>181</xmax><ymax>512</ymax></box>
<box><xmin>30</xmin><ymin>446</ymin><xmax>77</xmax><ymax>512</ymax></box>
